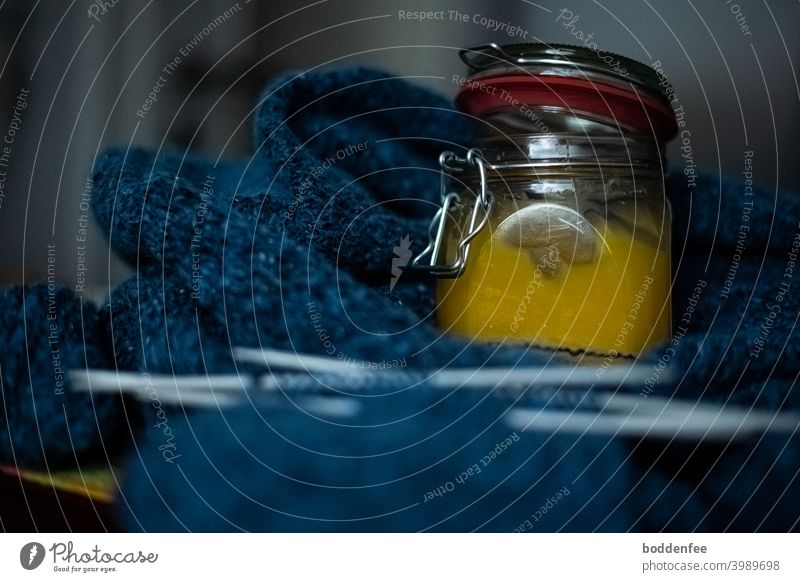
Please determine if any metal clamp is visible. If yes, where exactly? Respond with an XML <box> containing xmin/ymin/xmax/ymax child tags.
<box><xmin>459</xmin><ymin>43</ymin><xmax>519</xmax><ymax>70</ymax></box>
<box><xmin>411</xmin><ymin>149</ymin><xmax>493</xmax><ymax>278</ymax></box>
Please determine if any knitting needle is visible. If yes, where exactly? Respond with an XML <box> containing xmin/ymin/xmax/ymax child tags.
<box><xmin>68</xmin><ymin>369</ymin><xmax>362</xmax><ymax>415</ymax></box>
<box><xmin>69</xmin><ymin>366</ymin><xmax>390</xmax><ymax>404</ymax></box>
<box><xmin>234</xmin><ymin>347</ymin><xmax>366</xmax><ymax>374</ymax></box>
<box><xmin>258</xmin><ymin>372</ymin><xmax>800</xmax><ymax>438</ymax></box>
<box><xmin>68</xmin><ymin>368</ymin><xmax>800</xmax><ymax>438</ymax></box>
<box><xmin>234</xmin><ymin>346</ymin><xmax>666</xmax><ymax>388</ymax></box>
<box><xmin>506</xmin><ymin>399</ymin><xmax>800</xmax><ymax>440</ymax></box>
<box><xmin>240</xmin><ymin>353</ymin><xmax>799</xmax><ymax>439</ymax></box>
<box><xmin>68</xmin><ymin>369</ymin><xmax>253</xmax><ymax>393</ymax></box>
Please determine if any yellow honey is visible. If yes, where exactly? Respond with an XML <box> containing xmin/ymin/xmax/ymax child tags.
<box><xmin>436</xmin><ymin>198</ymin><xmax>671</xmax><ymax>355</ymax></box>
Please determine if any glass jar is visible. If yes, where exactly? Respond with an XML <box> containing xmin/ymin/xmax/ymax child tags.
<box><xmin>415</xmin><ymin>135</ymin><xmax>671</xmax><ymax>356</ymax></box>
<box><xmin>413</xmin><ymin>43</ymin><xmax>677</xmax><ymax>357</ymax></box>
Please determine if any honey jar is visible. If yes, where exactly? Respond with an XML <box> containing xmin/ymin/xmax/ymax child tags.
<box><xmin>413</xmin><ymin>44</ymin><xmax>678</xmax><ymax>357</ymax></box>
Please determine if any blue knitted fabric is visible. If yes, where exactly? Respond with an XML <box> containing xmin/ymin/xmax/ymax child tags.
<box><xmin>119</xmin><ymin>388</ymin><xmax>797</xmax><ymax>532</ymax></box>
<box><xmin>0</xmin><ymin>285</ymin><xmax>128</xmax><ymax>469</ymax></box>
<box><xmin>94</xmin><ymin>69</ymin><xmax>554</xmax><ymax>373</ymax></box>
<box><xmin>119</xmin><ymin>388</ymin><xmax>712</xmax><ymax>532</ymax></box>
<box><xmin>92</xmin><ymin>70</ymin><xmax>800</xmax><ymax>398</ymax></box>
<box><xmin>92</xmin><ymin>68</ymin><xmax>471</xmax><ymax>316</ymax></box>
<box><xmin>660</xmin><ymin>173</ymin><xmax>800</xmax><ymax>411</ymax></box>
<box><xmin>87</xmin><ymin>68</ymin><xmax>798</xmax><ymax>531</ymax></box>
<box><xmin>104</xmin><ymin>276</ymin><xmax>238</xmax><ymax>375</ymax></box>
<box><xmin>0</xmin><ymin>68</ymin><xmax>793</xmax><ymax>529</ymax></box>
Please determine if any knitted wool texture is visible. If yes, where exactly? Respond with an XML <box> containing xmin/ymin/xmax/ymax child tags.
<box><xmin>115</xmin><ymin>390</ymin><xmax>682</xmax><ymax>532</ymax></box>
<box><xmin>94</xmin><ymin>69</ymin><xmax>554</xmax><ymax>373</ymax></box>
<box><xmin>0</xmin><ymin>285</ymin><xmax>127</xmax><ymax>469</ymax></box>
<box><xmin>38</xmin><ymin>68</ymin><xmax>800</xmax><ymax>529</ymax></box>
<box><xmin>1</xmin><ymin>69</ymin><xmax>795</xmax><ymax>524</ymax></box>
<box><xmin>119</xmin><ymin>386</ymin><xmax>799</xmax><ymax>532</ymax></box>
<box><xmin>92</xmin><ymin>71</ymin><xmax>800</xmax><ymax>405</ymax></box>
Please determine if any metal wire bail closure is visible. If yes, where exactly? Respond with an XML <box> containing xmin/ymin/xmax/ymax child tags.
<box><xmin>411</xmin><ymin>148</ymin><xmax>494</xmax><ymax>277</ymax></box>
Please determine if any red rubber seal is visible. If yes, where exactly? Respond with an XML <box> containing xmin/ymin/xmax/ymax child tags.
<box><xmin>456</xmin><ymin>73</ymin><xmax>678</xmax><ymax>140</ymax></box>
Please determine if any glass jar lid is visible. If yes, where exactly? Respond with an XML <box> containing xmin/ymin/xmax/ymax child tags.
<box><xmin>456</xmin><ymin>43</ymin><xmax>677</xmax><ymax>140</ymax></box>
<box><xmin>460</xmin><ymin>43</ymin><xmax>671</xmax><ymax>101</ymax></box>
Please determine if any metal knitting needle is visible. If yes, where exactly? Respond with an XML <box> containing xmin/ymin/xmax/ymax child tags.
<box><xmin>68</xmin><ymin>368</ymin><xmax>800</xmax><ymax>439</ymax></box>
<box><xmin>234</xmin><ymin>347</ymin><xmax>665</xmax><ymax>388</ymax></box>
<box><xmin>506</xmin><ymin>400</ymin><xmax>800</xmax><ymax>440</ymax></box>
<box><xmin>68</xmin><ymin>369</ymin><xmax>361</xmax><ymax>415</ymax></box>
<box><xmin>234</xmin><ymin>347</ymin><xmax>365</xmax><ymax>374</ymax></box>
<box><xmin>68</xmin><ymin>369</ymin><xmax>254</xmax><ymax>394</ymax></box>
